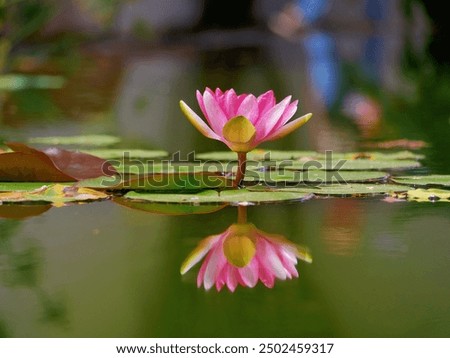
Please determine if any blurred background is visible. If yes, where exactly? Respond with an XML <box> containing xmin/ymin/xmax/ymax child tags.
<box><xmin>0</xmin><ymin>0</ymin><xmax>448</xmax><ymax>171</ymax></box>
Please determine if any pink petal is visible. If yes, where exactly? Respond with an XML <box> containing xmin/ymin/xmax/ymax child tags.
<box><xmin>238</xmin><ymin>259</ymin><xmax>259</xmax><ymax>287</ymax></box>
<box><xmin>196</xmin><ymin>90</ymin><xmax>208</xmax><ymax>119</ymax></box>
<box><xmin>264</xmin><ymin>101</ymin><xmax>298</xmax><ymax>140</ymax></box>
<box><xmin>180</xmin><ymin>101</ymin><xmax>221</xmax><ymax>140</ymax></box>
<box><xmin>181</xmin><ymin>238</ymin><xmax>213</xmax><ymax>275</ymax></box>
<box><xmin>197</xmin><ymin>259</ymin><xmax>209</xmax><ymax>288</ymax></box>
<box><xmin>203</xmin><ymin>90</ymin><xmax>228</xmax><ymax>135</ymax></box>
<box><xmin>265</xmin><ymin>113</ymin><xmax>312</xmax><ymax>141</ymax></box>
<box><xmin>215</xmin><ymin>263</ymin><xmax>229</xmax><ymax>291</ymax></box>
<box><xmin>223</xmin><ymin>89</ymin><xmax>238</xmax><ymax>117</ymax></box>
<box><xmin>257</xmin><ymin>239</ymin><xmax>287</xmax><ymax>280</ymax></box>
<box><xmin>203</xmin><ymin>244</ymin><xmax>227</xmax><ymax>290</ymax></box>
<box><xmin>236</xmin><ymin>94</ymin><xmax>259</xmax><ymax>124</ymax></box>
<box><xmin>257</xmin><ymin>90</ymin><xmax>276</xmax><ymax>117</ymax></box>
<box><xmin>255</xmin><ymin>96</ymin><xmax>292</xmax><ymax>140</ymax></box>
<box><xmin>226</xmin><ymin>266</ymin><xmax>239</xmax><ymax>292</ymax></box>
<box><xmin>257</xmin><ymin>260</ymin><xmax>275</xmax><ymax>288</ymax></box>
<box><xmin>278</xmin><ymin>249</ymin><xmax>299</xmax><ymax>278</ymax></box>
<box><xmin>215</xmin><ymin>88</ymin><xmax>223</xmax><ymax>97</ymax></box>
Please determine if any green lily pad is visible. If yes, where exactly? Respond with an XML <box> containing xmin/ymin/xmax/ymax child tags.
<box><xmin>243</xmin><ymin>170</ymin><xmax>388</xmax><ymax>184</ymax></box>
<box><xmin>391</xmin><ymin>175</ymin><xmax>450</xmax><ymax>187</ymax></box>
<box><xmin>0</xmin><ymin>182</ymin><xmax>52</xmax><ymax>192</ymax></box>
<box><xmin>196</xmin><ymin>149</ymin><xmax>318</xmax><ymax>161</ymax></box>
<box><xmin>76</xmin><ymin>175</ymin><xmax>122</xmax><ymax>189</ymax></box>
<box><xmin>195</xmin><ymin>149</ymin><xmax>424</xmax><ymax>162</ymax></box>
<box><xmin>249</xmin><ymin>183</ymin><xmax>411</xmax><ymax>196</ymax></box>
<box><xmin>114</xmin><ymin>162</ymin><xmax>202</xmax><ymax>175</ymax></box>
<box><xmin>0</xmin><ymin>184</ymin><xmax>108</xmax><ymax>206</ymax></box>
<box><xmin>114</xmin><ymin>197</ymin><xmax>227</xmax><ymax>215</ymax></box>
<box><xmin>329</xmin><ymin>151</ymin><xmax>424</xmax><ymax>161</ymax></box>
<box><xmin>283</xmin><ymin>159</ymin><xmax>421</xmax><ymax>171</ymax></box>
<box><xmin>79</xmin><ymin>172</ymin><xmax>233</xmax><ymax>191</ymax></box>
<box><xmin>117</xmin><ymin>172</ymin><xmax>233</xmax><ymax>191</ymax></box>
<box><xmin>124</xmin><ymin>189</ymin><xmax>313</xmax><ymax>204</ymax></box>
<box><xmin>84</xmin><ymin>149</ymin><xmax>168</xmax><ymax>160</ymax></box>
<box><xmin>406</xmin><ymin>188</ymin><xmax>450</xmax><ymax>202</ymax></box>
<box><xmin>28</xmin><ymin>135</ymin><xmax>121</xmax><ymax>147</ymax></box>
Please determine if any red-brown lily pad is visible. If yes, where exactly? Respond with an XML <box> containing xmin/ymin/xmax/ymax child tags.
<box><xmin>0</xmin><ymin>143</ymin><xmax>117</xmax><ymax>182</ymax></box>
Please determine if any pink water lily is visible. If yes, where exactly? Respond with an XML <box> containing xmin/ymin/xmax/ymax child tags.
<box><xmin>180</xmin><ymin>88</ymin><xmax>312</xmax><ymax>153</ymax></box>
<box><xmin>180</xmin><ymin>223</ymin><xmax>312</xmax><ymax>292</ymax></box>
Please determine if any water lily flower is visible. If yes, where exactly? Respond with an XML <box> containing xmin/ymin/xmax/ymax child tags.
<box><xmin>180</xmin><ymin>222</ymin><xmax>312</xmax><ymax>292</ymax></box>
<box><xmin>180</xmin><ymin>88</ymin><xmax>312</xmax><ymax>186</ymax></box>
<box><xmin>180</xmin><ymin>88</ymin><xmax>312</xmax><ymax>153</ymax></box>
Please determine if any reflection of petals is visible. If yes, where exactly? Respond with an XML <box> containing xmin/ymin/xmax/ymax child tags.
<box><xmin>182</xmin><ymin>223</ymin><xmax>312</xmax><ymax>292</ymax></box>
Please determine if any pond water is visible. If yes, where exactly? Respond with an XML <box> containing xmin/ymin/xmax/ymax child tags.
<box><xmin>1</xmin><ymin>24</ymin><xmax>450</xmax><ymax>337</ymax></box>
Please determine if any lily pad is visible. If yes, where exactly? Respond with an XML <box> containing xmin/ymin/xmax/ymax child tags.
<box><xmin>0</xmin><ymin>143</ymin><xmax>117</xmax><ymax>182</ymax></box>
<box><xmin>114</xmin><ymin>197</ymin><xmax>227</xmax><ymax>215</ymax></box>
<box><xmin>329</xmin><ymin>151</ymin><xmax>424</xmax><ymax>161</ymax></box>
<box><xmin>405</xmin><ymin>188</ymin><xmax>450</xmax><ymax>202</ymax></box>
<box><xmin>28</xmin><ymin>135</ymin><xmax>121</xmax><ymax>147</ymax></box>
<box><xmin>0</xmin><ymin>184</ymin><xmax>108</xmax><ymax>206</ymax></box>
<box><xmin>391</xmin><ymin>175</ymin><xmax>450</xmax><ymax>187</ymax></box>
<box><xmin>76</xmin><ymin>175</ymin><xmax>123</xmax><ymax>189</ymax></box>
<box><xmin>249</xmin><ymin>184</ymin><xmax>411</xmax><ymax>196</ymax></box>
<box><xmin>283</xmin><ymin>159</ymin><xmax>421</xmax><ymax>171</ymax></box>
<box><xmin>124</xmin><ymin>189</ymin><xmax>313</xmax><ymax>204</ymax></box>
<box><xmin>79</xmin><ymin>171</ymin><xmax>234</xmax><ymax>191</ymax></box>
<box><xmin>84</xmin><ymin>149</ymin><xmax>168</xmax><ymax>160</ymax></box>
<box><xmin>243</xmin><ymin>170</ymin><xmax>388</xmax><ymax>184</ymax></box>
<box><xmin>117</xmin><ymin>172</ymin><xmax>233</xmax><ymax>191</ymax></box>
<box><xmin>0</xmin><ymin>182</ymin><xmax>52</xmax><ymax>192</ymax></box>
<box><xmin>196</xmin><ymin>150</ymin><xmax>319</xmax><ymax>161</ymax></box>
<box><xmin>195</xmin><ymin>149</ymin><xmax>423</xmax><ymax>161</ymax></box>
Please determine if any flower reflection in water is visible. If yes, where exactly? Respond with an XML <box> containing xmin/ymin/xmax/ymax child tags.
<box><xmin>181</xmin><ymin>207</ymin><xmax>312</xmax><ymax>292</ymax></box>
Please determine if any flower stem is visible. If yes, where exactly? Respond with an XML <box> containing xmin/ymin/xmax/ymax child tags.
<box><xmin>237</xmin><ymin>205</ymin><xmax>247</xmax><ymax>224</ymax></box>
<box><xmin>234</xmin><ymin>152</ymin><xmax>247</xmax><ymax>188</ymax></box>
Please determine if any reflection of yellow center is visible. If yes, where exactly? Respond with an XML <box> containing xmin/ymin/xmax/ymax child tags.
<box><xmin>223</xmin><ymin>235</ymin><xmax>256</xmax><ymax>267</ymax></box>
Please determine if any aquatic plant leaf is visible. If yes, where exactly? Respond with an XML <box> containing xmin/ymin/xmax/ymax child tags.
<box><xmin>28</xmin><ymin>135</ymin><xmax>121</xmax><ymax>147</ymax></box>
<box><xmin>243</xmin><ymin>170</ymin><xmax>388</xmax><ymax>183</ymax></box>
<box><xmin>0</xmin><ymin>143</ymin><xmax>117</xmax><ymax>181</ymax></box>
<box><xmin>116</xmin><ymin>172</ymin><xmax>233</xmax><ymax>191</ymax></box>
<box><xmin>0</xmin><ymin>184</ymin><xmax>108</xmax><ymax>206</ymax></box>
<box><xmin>363</xmin><ymin>139</ymin><xmax>428</xmax><ymax>150</ymax></box>
<box><xmin>391</xmin><ymin>175</ymin><xmax>450</xmax><ymax>187</ymax></box>
<box><xmin>196</xmin><ymin>149</ymin><xmax>318</xmax><ymax>161</ymax></box>
<box><xmin>405</xmin><ymin>188</ymin><xmax>450</xmax><ymax>202</ymax></box>
<box><xmin>84</xmin><ymin>149</ymin><xmax>168</xmax><ymax>160</ymax></box>
<box><xmin>0</xmin><ymin>204</ymin><xmax>52</xmax><ymax>219</ymax></box>
<box><xmin>249</xmin><ymin>184</ymin><xmax>411</xmax><ymax>196</ymax></box>
<box><xmin>124</xmin><ymin>189</ymin><xmax>313</xmax><ymax>204</ymax></box>
<box><xmin>196</xmin><ymin>149</ymin><xmax>423</xmax><ymax>161</ymax></box>
<box><xmin>0</xmin><ymin>182</ymin><xmax>52</xmax><ymax>192</ymax></box>
<box><xmin>283</xmin><ymin>159</ymin><xmax>421</xmax><ymax>171</ymax></box>
<box><xmin>114</xmin><ymin>162</ymin><xmax>233</xmax><ymax>175</ymax></box>
<box><xmin>76</xmin><ymin>175</ymin><xmax>123</xmax><ymax>189</ymax></box>
<box><xmin>113</xmin><ymin>197</ymin><xmax>226</xmax><ymax>215</ymax></box>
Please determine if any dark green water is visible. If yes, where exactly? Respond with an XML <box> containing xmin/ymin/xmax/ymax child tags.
<box><xmin>1</xmin><ymin>26</ymin><xmax>450</xmax><ymax>337</ymax></box>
